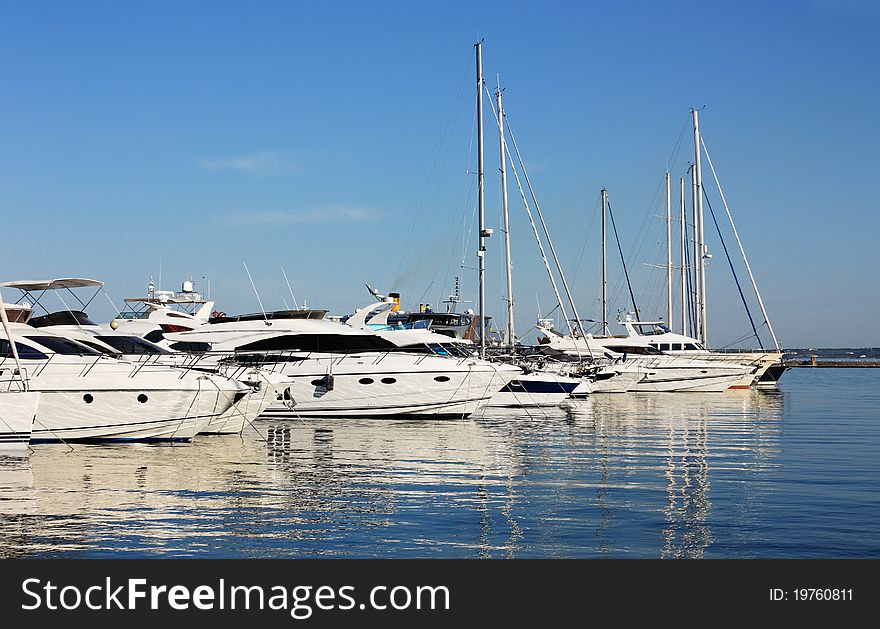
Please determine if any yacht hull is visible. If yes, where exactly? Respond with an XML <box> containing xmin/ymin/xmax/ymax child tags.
<box><xmin>258</xmin><ymin>353</ymin><xmax>518</xmax><ymax>419</ymax></box>
<box><xmin>0</xmin><ymin>392</ymin><xmax>39</xmax><ymax>451</ymax></box>
<box><xmin>28</xmin><ymin>387</ymin><xmax>234</xmax><ymax>442</ymax></box>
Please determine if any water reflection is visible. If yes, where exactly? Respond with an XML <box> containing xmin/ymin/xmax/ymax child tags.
<box><xmin>0</xmin><ymin>389</ymin><xmax>786</xmax><ymax>558</ymax></box>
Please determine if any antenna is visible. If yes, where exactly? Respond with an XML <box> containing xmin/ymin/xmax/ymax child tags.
<box><xmin>281</xmin><ymin>267</ymin><xmax>300</xmax><ymax>309</ymax></box>
<box><xmin>243</xmin><ymin>261</ymin><xmax>271</xmax><ymax>325</ymax></box>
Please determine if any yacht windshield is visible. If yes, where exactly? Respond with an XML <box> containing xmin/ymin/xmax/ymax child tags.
<box><xmin>0</xmin><ymin>340</ymin><xmax>49</xmax><ymax>360</ymax></box>
<box><xmin>23</xmin><ymin>335</ymin><xmax>102</xmax><ymax>355</ymax></box>
<box><xmin>95</xmin><ymin>335</ymin><xmax>169</xmax><ymax>354</ymax></box>
<box><xmin>234</xmin><ymin>334</ymin><xmax>396</xmax><ymax>353</ymax></box>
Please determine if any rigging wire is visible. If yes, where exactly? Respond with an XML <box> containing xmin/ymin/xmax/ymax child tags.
<box><xmin>703</xmin><ymin>188</ymin><xmax>764</xmax><ymax>349</ymax></box>
<box><xmin>392</xmin><ymin>49</ymin><xmax>473</xmax><ymax>292</ymax></box>
<box><xmin>606</xmin><ymin>199</ymin><xmax>640</xmax><ymax>318</ymax></box>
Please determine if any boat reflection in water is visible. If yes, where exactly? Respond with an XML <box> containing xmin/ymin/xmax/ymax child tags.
<box><xmin>0</xmin><ymin>389</ymin><xmax>784</xmax><ymax>558</ymax></box>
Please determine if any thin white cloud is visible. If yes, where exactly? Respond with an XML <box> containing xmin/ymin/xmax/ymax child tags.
<box><xmin>221</xmin><ymin>206</ymin><xmax>382</xmax><ymax>226</ymax></box>
<box><xmin>198</xmin><ymin>151</ymin><xmax>287</xmax><ymax>174</ymax></box>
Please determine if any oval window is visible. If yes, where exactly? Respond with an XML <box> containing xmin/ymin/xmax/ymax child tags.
<box><xmin>700</xmin><ymin>370</ymin><xmax>708</xmax><ymax>374</ymax></box>
<box><xmin>434</xmin><ymin>375</ymin><xmax>450</xmax><ymax>382</ymax></box>
<box><xmin>380</xmin><ymin>377</ymin><xmax>396</xmax><ymax>384</ymax></box>
<box><xmin>137</xmin><ymin>394</ymin><xmax>148</xmax><ymax>404</ymax></box>
<box><xmin>83</xmin><ymin>394</ymin><xmax>94</xmax><ymax>404</ymax></box>
<box><xmin>359</xmin><ymin>377</ymin><xmax>374</xmax><ymax>385</ymax></box>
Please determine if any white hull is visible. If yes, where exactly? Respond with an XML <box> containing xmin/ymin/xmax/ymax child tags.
<box><xmin>0</xmin><ymin>351</ymin><xmax>245</xmax><ymax>442</ymax></box>
<box><xmin>29</xmin><ymin>387</ymin><xmax>233</xmax><ymax>441</ymax></box>
<box><xmin>663</xmin><ymin>351</ymin><xmax>779</xmax><ymax>388</ymax></box>
<box><xmin>631</xmin><ymin>370</ymin><xmax>746</xmax><ymax>392</ymax></box>
<box><xmin>258</xmin><ymin>353</ymin><xmax>518</xmax><ymax>418</ymax></box>
<box><xmin>590</xmin><ymin>369</ymin><xmax>642</xmax><ymax>393</ymax></box>
<box><xmin>592</xmin><ymin>356</ymin><xmax>751</xmax><ymax>393</ymax></box>
<box><xmin>199</xmin><ymin>370</ymin><xmax>286</xmax><ymax>435</ymax></box>
<box><xmin>0</xmin><ymin>392</ymin><xmax>39</xmax><ymax>451</ymax></box>
<box><xmin>570</xmin><ymin>379</ymin><xmax>593</xmax><ymax>397</ymax></box>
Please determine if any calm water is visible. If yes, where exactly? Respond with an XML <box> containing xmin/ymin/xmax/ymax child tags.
<box><xmin>1</xmin><ymin>368</ymin><xmax>878</xmax><ymax>558</ymax></box>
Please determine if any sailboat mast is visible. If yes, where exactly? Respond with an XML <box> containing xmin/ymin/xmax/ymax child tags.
<box><xmin>693</xmin><ymin>108</ymin><xmax>708</xmax><ymax>346</ymax></box>
<box><xmin>679</xmin><ymin>177</ymin><xmax>686</xmax><ymax>336</ymax></box>
<box><xmin>601</xmin><ymin>187</ymin><xmax>608</xmax><ymax>336</ymax></box>
<box><xmin>475</xmin><ymin>41</ymin><xmax>487</xmax><ymax>359</ymax></box>
<box><xmin>665</xmin><ymin>172</ymin><xmax>672</xmax><ymax>327</ymax></box>
<box><xmin>496</xmin><ymin>83</ymin><xmax>515</xmax><ymax>347</ymax></box>
<box><xmin>691</xmin><ymin>163</ymin><xmax>700</xmax><ymax>340</ymax></box>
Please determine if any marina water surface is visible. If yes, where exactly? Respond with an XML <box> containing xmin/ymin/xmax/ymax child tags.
<box><xmin>1</xmin><ymin>368</ymin><xmax>878</xmax><ymax>558</ymax></box>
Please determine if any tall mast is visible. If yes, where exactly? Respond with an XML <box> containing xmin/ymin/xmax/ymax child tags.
<box><xmin>665</xmin><ymin>172</ymin><xmax>672</xmax><ymax>327</ymax></box>
<box><xmin>475</xmin><ymin>41</ymin><xmax>487</xmax><ymax>359</ymax></box>
<box><xmin>679</xmin><ymin>177</ymin><xmax>686</xmax><ymax>336</ymax></box>
<box><xmin>496</xmin><ymin>81</ymin><xmax>515</xmax><ymax>347</ymax></box>
<box><xmin>691</xmin><ymin>163</ymin><xmax>700</xmax><ymax>340</ymax></box>
<box><xmin>693</xmin><ymin>108</ymin><xmax>708</xmax><ymax>346</ymax></box>
<box><xmin>601</xmin><ymin>187</ymin><xmax>608</xmax><ymax>336</ymax></box>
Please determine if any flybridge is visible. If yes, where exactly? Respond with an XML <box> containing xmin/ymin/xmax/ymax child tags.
<box><xmin>0</xmin><ymin>278</ymin><xmax>104</xmax><ymax>315</ymax></box>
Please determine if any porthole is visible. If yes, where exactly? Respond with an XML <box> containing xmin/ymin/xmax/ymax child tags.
<box><xmin>83</xmin><ymin>394</ymin><xmax>94</xmax><ymax>404</ymax></box>
<box><xmin>434</xmin><ymin>375</ymin><xmax>450</xmax><ymax>382</ymax></box>
<box><xmin>380</xmin><ymin>377</ymin><xmax>396</xmax><ymax>384</ymax></box>
<box><xmin>359</xmin><ymin>377</ymin><xmax>374</xmax><ymax>385</ymax></box>
<box><xmin>701</xmin><ymin>370</ymin><xmax>708</xmax><ymax>374</ymax></box>
<box><xmin>137</xmin><ymin>394</ymin><xmax>148</xmax><ymax>404</ymax></box>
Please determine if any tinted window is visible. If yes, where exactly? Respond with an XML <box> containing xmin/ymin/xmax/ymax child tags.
<box><xmin>95</xmin><ymin>336</ymin><xmax>169</xmax><ymax>355</ymax></box>
<box><xmin>79</xmin><ymin>340</ymin><xmax>118</xmax><ymax>355</ymax></box>
<box><xmin>144</xmin><ymin>330</ymin><xmax>166</xmax><ymax>343</ymax></box>
<box><xmin>684</xmin><ymin>343</ymin><xmax>699</xmax><ymax>350</ymax></box>
<box><xmin>23</xmin><ymin>335</ymin><xmax>101</xmax><ymax>355</ymax></box>
<box><xmin>607</xmin><ymin>345</ymin><xmax>661</xmax><ymax>355</ymax></box>
<box><xmin>169</xmin><ymin>342</ymin><xmax>211</xmax><ymax>353</ymax></box>
<box><xmin>659</xmin><ymin>343</ymin><xmax>670</xmax><ymax>351</ymax></box>
<box><xmin>235</xmin><ymin>334</ymin><xmax>395</xmax><ymax>353</ymax></box>
<box><xmin>0</xmin><ymin>339</ymin><xmax>48</xmax><ymax>360</ymax></box>
<box><xmin>28</xmin><ymin>310</ymin><xmax>97</xmax><ymax>328</ymax></box>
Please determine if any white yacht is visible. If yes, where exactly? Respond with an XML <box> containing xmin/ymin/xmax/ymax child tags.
<box><xmin>25</xmin><ymin>307</ymin><xmax>283</xmax><ymax>435</ymax></box>
<box><xmin>351</xmin><ymin>302</ymin><xmax>576</xmax><ymax>408</ymax></box>
<box><xmin>3</xmin><ymin>277</ymin><xmax>283</xmax><ymax>436</ymax></box>
<box><xmin>613</xmin><ymin>316</ymin><xmax>784</xmax><ymax>388</ymax></box>
<box><xmin>110</xmin><ymin>278</ymin><xmax>216</xmax><ymax>349</ymax></box>
<box><xmin>1</xmin><ymin>324</ymin><xmax>249</xmax><ymax>442</ymax></box>
<box><xmin>0</xmin><ymin>284</ymin><xmax>248</xmax><ymax>442</ymax></box>
<box><xmin>536</xmin><ymin>322</ymin><xmax>751</xmax><ymax>393</ymax></box>
<box><xmin>165</xmin><ymin>310</ymin><xmax>520</xmax><ymax>418</ymax></box>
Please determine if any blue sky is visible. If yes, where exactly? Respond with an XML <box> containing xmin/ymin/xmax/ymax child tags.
<box><xmin>1</xmin><ymin>1</ymin><xmax>877</xmax><ymax>347</ymax></box>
